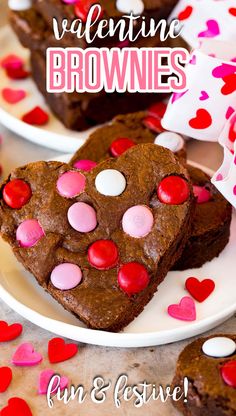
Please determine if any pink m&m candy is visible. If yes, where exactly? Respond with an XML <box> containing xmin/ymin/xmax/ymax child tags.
<box><xmin>193</xmin><ymin>185</ymin><xmax>211</xmax><ymax>204</ymax></box>
<box><xmin>57</xmin><ymin>171</ymin><xmax>86</xmax><ymax>198</ymax></box>
<box><xmin>51</xmin><ymin>263</ymin><xmax>82</xmax><ymax>290</ymax></box>
<box><xmin>73</xmin><ymin>159</ymin><xmax>97</xmax><ymax>172</ymax></box>
<box><xmin>16</xmin><ymin>219</ymin><xmax>45</xmax><ymax>248</ymax></box>
<box><xmin>122</xmin><ymin>205</ymin><xmax>154</xmax><ymax>238</ymax></box>
<box><xmin>68</xmin><ymin>202</ymin><xmax>97</xmax><ymax>233</ymax></box>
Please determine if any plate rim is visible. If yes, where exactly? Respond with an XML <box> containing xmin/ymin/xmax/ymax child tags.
<box><xmin>0</xmin><ymin>157</ymin><xmax>235</xmax><ymax>347</ymax></box>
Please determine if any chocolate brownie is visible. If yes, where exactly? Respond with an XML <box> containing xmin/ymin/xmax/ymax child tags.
<box><xmin>30</xmin><ymin>50</ymin><xmax>169</xmax><ymax>130</ymax></box>
<box><xmin>70</xmin><ymin>110</ymin><xmax>187</xmax><ymax>164</ymax></box>
<box><xmin>172</xmin><ymin>334</ymin><xmax>236</xmax><ymax>416</ymax></box>
<box><xmin>174</xmin><ymin>165</ymin><xmax>232</xmax><ymax>270</ymax></box>
<box><xmin>0</xmin><ymin>144</ymin><xmax>194</xmax><ymax>331</ymax></box>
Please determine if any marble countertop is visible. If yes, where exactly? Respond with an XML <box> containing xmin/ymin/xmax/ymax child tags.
<box><xmin>0</xmin><ymin>2</ymin><xmax>235</xmax><ymax>415</ymax></box>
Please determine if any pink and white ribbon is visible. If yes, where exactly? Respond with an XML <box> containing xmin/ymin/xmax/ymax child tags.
<box><xmin>169</xmin><ymin>0</ymin><xmax>236</xmax><ymax>48</ymax></box>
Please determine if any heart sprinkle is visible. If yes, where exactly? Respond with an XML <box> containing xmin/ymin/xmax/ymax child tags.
<box><xmin>186</xmin><ymin>277</ymin><xmax>215</xmax><ymax>302</ymax></box>
<box><xmin>0</xmin><ymin>321</ymin><xmax>23</xmax><ymax>342</ymax></box>
<box><xmin>168</xmin><ymin>296</ymin><xmax>196</xmax><ymax>322</ymax></box>
<box><xmin>12</xmin><ymin>343</ymin><xmax>43</xmax><ymax>366</ymax></box>
<box><xmin>0</xmin><ymin>397</ymin><xmax>33</xmax><ymax>416</ymax></box>
<box><xmin>48</xmin><ymin>338</ymin><xmax>78</xmax><ymax>364</ymax></box>
<box><xmin>38</xmin><ymin>369</ymin><xmax>69</xmax><ymax>395</ymax></box>
<box><xmin>0</xmin><ymin>367</ymin><xmax>12</xmax><ymax>393</ymax></box>
<box><xmin>2</xmin><ymin>88</ymin><xmax>26</xmax><ymax>104</ymax></box>
<box><xmin>22</xmin><ymin>106</ymin><xmax>49</xmax><ymax>126</ymax></box>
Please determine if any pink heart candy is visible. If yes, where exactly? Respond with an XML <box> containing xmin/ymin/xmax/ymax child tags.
<box><xmin>38</xmin><ymin>369</ymin><xmax>69</xmax><ymax>395</ymax></box>
<box><xmin>12</xmin><ymin>343</ymin><xmax>43</xmax><ymax>366</ymax></box>
<box><xmin>199</xmin><ymin>91</ymin><xmax>209</xmax><ymax>101</ymax></box>
<box><xmin>193</xmin><ymin>185</ymin><xmax>211</xmax><ymax>203</ymax></box>
<box><xmin>198</xmin><ymin>19</ymin><xmax>220</xmax><ymax>39</ymax></box>
<box><xmin>2</xmin><ymin>88</ymin><xmax>26</xmax><ymax>104</ymax></box>
<box><xmin>168</xmin><ymin>296</ymin><xmax>196</xmax><ymax>322</ymax></box>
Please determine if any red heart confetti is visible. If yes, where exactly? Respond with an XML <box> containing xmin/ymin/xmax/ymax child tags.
<box><xmin>2</xmin><ymin>88</ymin><xmax>26</xmax><ymax>104</ymax></box>
<box><xmin>0</xmin><ymin>367</ymin><xmax>12</xmax><ymax>393</ymax></box>
<box><xmin>186</xmin><ymin>277</ymin><xmax>215</xmax><ymax>302</ymax></box>
<box><xmin>167</xmin><ymin>296</ymin><xmax>196</xmax><ymax>322</ymax></box>
<box><xmin>221</xmin><ymin>74</ymin><xmax>236</xmax><ymax>95</ymax></box>
<box><xmin>0</xmin><ymin>321</ymin><xmax>23</xmax><ymax>342</ymax></box>
<box><xmin>229</xmin><ymin>8</ymin><xmax>236</xmax><ymax>17</ymax></box>
<box><xmin>178</xmin><ymin>6</ymin><xmax>193</xmax><ymax>21</ymax></box>
<box><xmin>5</xmin><ymin>66</ymin><xmax>29</xmax><ymax>80</ymax></box>
<box><xmin>48</xmin><ymin>338</ymin><xmax>78</xmax><ymax>364</ymax></box>
<box><xmin>0</xmin><ymin>397</ymin><xmax>32</xmax><ymax>416</ymax></box>
<box><xmin>22</xmin><ymin>106</ymin><xmax>49</xmax><ymax>126</ymax></box>
<box><xmin>1</xmin><ymin>54</ymin><xmax>24</xmax><ymax>70</ymax></box>
<box><xmin>189</xmin><ymin>109</ymin><xmax>212</xmax><ymax>129</ymax></box>
<box><xmin>221</xmin><ymin>360</ymin><xmax>236</xmax><ymax>388</ymax></box>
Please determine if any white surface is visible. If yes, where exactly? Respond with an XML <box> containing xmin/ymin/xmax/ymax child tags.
<box><xmin>0</xmin><ymin>26</ymin><xmax>98</xmax><ymax>152</ymax></box>
<box><xmin>0</xmin><ymin>156</ymin><xmax>235</xmax><ymax>347</ymax></box>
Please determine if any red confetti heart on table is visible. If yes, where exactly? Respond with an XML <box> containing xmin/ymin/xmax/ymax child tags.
<box><xmin>168</xmin><ymin>296</ymin><xmax>196</xmax><ymax>321</ymax></box>
<box><xmin>5</xmin><ymin>66</ymin><xmax>29</xmax><ymax>80</ymax></box>
<box><xmin>2</xmin><ymin>88</ymin><xmax>26</xmax><ymax>104</ymax></box>
<box><xmin>221</xmin><ymin>74</ymin><xmax>236</xmax><ymax>95</ymax></box>
<box><xmin>0</xmin><ymin>367</ymin><xmax>12</xmax><ymax>393</ymax></box>
<box><xmin>178</xmin><ymin>5</ymin><xmax>193</xmax><ymax>21</ymax></box>
<box><xmin>0</xmin><ymin>321</ymin><xmax>23</xmax><ymax>342</ymax></box>
<box><xmin>189</xmin><ymin>109</ymin><xmax>212</xmax><ymax>129</ymax></box>
<box><xmin>186</xmin><ymin>277</ymin><xmax>215</xmax><ymax>302</ymax></box>
<box><xmin>48</xmin><ymin>338</ymin><xmax>78</xmax><ymax>364</ymax></box>
<box><xmin>221</xmin><ymin>360</ymin><xmax>236</xmax><ymax>388</ymax></box>
<box><xmin>0</xmin><ymin>398</ymin><xmax>32</xmax><ymax>416</ymax></box>
<box><xmin>1</xmin><ymin>54</ymin><xmax>24</xmax><ymax>70</ymax></box>
<box><xmin>229</xmin><ymin>8</ymin><xmax>236</xmax><ymax>17</ymax></box>
<box><xmin>22</xmin><ymin>106</ymin><xmax>49</xmax><ymax>126</ymax></box>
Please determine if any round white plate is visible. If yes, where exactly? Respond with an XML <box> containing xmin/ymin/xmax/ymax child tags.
<box><xmin>0</xmin><ymin>26</ymin><xmax>99</xmax><ymax>152</ymax></box>
<box><xmin>0</xmin><ymin>156</ymin><xmax>235</xmax><ymax>347</ymax></box>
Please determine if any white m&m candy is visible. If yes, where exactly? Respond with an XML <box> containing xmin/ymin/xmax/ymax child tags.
<box><xmin>116</xmin><ymin>0</ymin><xmax>144</xmax><ymax>15</ymax></box>
<box><xmin>202</xmin><ymin>337</ymin><xmax>236</xmax><ymax>358</ymax></box>
<box><xmin>95</xmin><ymin>169</ymin><xmax>126</xmax><ymax>196</ymax></box>
<box><xmin>8</xmin><ymin>0</ymin><xmax>32</xmax><ymax>11</ymax></box>
<box><xmin>154</xmin><ymin>132</ymin><xmax>184</xmax><ymax>153</ymax></box>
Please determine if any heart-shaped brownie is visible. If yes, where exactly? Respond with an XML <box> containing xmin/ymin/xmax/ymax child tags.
<box><xmin>0</xmin><ymin>144</ymin><xmax>193</xmax><ymax>331</ymax></box>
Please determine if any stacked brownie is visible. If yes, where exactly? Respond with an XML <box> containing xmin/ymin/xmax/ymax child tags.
<box><xmin>9</xmin><ymin>0</ymin><xmax>179</xmax><ymax>130</ymax></box>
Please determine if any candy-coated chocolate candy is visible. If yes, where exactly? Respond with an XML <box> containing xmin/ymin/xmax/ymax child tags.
<box><xmin>88</xmin><ymin>240</ymin><xmax>119</xmax><ymax>270</ymax></box>
<box><xmin>68</xmin><ymin>202</ymin><xmax>97</xmax><ymax>232</ymax></box>
<box><xmin>109</xmin><ymin>137</ymin><xmax>136</xmax><ymax>157</ymax></box>
<box><xmin>122</xmin><ymin>205</ymin><xmax>154</xmax><ymax>238</ymax></box>
<box><xmin>74</xmin><ymin>0</ymin><xmax>103</xmax><ymax>22</ymax></box>
<box><xmin>157</xmin><ymin>176</ymin><xmax>190</xmax><ymax>205</ymax></box>
<box><xmin>193</xmin><ymin>185</ymin><xmax>211</xmax><ymax>203</ymax></box>
<box><xmin>3</xmin><ymin>179</ymin><xmax>32</xmax><ymax>209</ymax></box>
<box><xmin>154</xmin><ymin>132</ymin><xmax>184</xmax><ymax>153</ymax></box>
<box><xmin>143</xmin><ymin>116</ymin><xmax>165</xmax><ymax>133</ymax></box>
<box><xmin>8</xmin><ymin>0</ymin><xmax>32</xmax><ymax>11</ymax></box>
<box><xmin>57</xmin><ymin>171</ymin><xmax>86</xmax><ymax>198</ymax></box>
<box><xmin>16</xmin><ymin>219</ymin><xmax>45</xmax><ymax>248</ymax></box>
<box><xmin>221</xmin><ymin>361</ymin><xmax>236</xmax><ymax>388</ymax></box>
<box><xmin>147</xmin><ymin>102</ymin><xmax>167</xmax><ymax>119</ymax></box>
<box><xmin>73</xmin><ymin>159</ymin><xmax>97</xmax><ymax>172</ymax></box>
<box><xmin>118</xmin><ymin>262</ymin><xmax>150</xmax><ymax>295</ymax></box>
<box><xmin>95</xmin><ymin>169</ymin><xmax>126</xmax><ymax>196</ymax></box>
<box><xmin>202</xmin><ymin>337</ymin><xmax>236</xmax><ymax>358</ymax></box>
<box><xmin>51</xmin><ymin>263</ymin><xmax>82</xmax><ymax>290</ymax></box>
<box><xmin>116</xmin><ymin>0</ymin><xmax>144</xmax><ymax>15</ymax></box>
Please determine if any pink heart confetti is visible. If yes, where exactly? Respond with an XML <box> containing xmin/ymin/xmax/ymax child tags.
<box><xmin>167</xmin><ymin>296</ymin><xmax>196</xmax><ymax>322</ymax></box>
<box><xmin>199</xmin><ymin>91</ymin><xmax>209</xmax><ymax>101</ymax></box>
<box><xmin>2</xmin><ymin>88</ymin><xmax>26</xmax><ymax>104</ymax></box>
<box><xmin>198</xmin><ymin>19</ymin><xmax>220</xmax><ymax>39</ymax></box>
<box><xmin>12</xmin><ymin>343</ymin><xmax>43</xmax><ymax>366</ymax></box>
<box><xmin>38</xmin><ymin>369</ymin><xmax>69</xmax><ymax>395</ymax></box>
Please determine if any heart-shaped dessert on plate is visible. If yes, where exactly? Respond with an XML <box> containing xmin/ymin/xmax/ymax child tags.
<box><xmin>0</xmin><ymin>144</ymin><xmax>194</xmax><ymax>331</ymax></box>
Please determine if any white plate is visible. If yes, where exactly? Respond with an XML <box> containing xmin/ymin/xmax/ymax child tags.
<box><xmin>0</xmin><ymin>156</ymin><xmax>235</xmax><ymax>347</ymax></box>
<box><xmin>0</xmin><ymin>26</ymin><xmax>99</xmax><ymax>153</ymax></box>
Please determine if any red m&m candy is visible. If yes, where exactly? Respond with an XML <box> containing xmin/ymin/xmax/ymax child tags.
<box><xmin>157</xmin><ymin>176</ymin><xmax>190</xmax><ymax>205</ymax></box>
<box><xmin>143</xmin><ymin>116</ymin><xmax>165</xmax><ymax>133</ymax></box>
<box><xmin>147</xmin><ymin>102</ymin><xmax>167</xmax><ymax>119</ymax></box>
<box><xmin>221</xmin><ymin>360</ymin><xmax>236</xmax><ymax>388</ymax></box>
<box><xmin>74</xmin><ymin>0</ymin><xmax>103</xmax><ymax>22</ymax></box>
<box><xmin>109</xmin><ymin>138</ymin><xmax>136</xmax><ymax>157</ymax></box>
<box><xmin>88</xmin><ymin>240</ymin><xmax>119</xmax><ymax>270</ymax></box>
<box><xmin>118</xmin><ymin>262</ymin><xmax>150</xmax><ymax>296</ymax></box>
<box><xmin>3</xmin><ymin>179</ymin><xmax>32</xmax><ymax>209</ymax></box>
